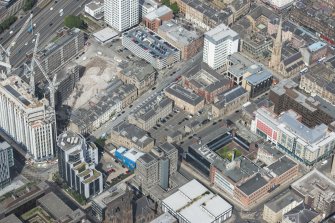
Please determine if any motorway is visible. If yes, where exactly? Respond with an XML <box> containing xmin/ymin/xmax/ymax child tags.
<box><xmin>91</xmin><ymin>52</ymin><xmax>203</xmax><ymax>139</ymax></box>
<box><xmin>1</xmin><ymin>0</ymin><xmax>90</xmax><ymax>68</ymax></box>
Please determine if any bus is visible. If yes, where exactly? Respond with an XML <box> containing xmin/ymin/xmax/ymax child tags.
<box><xmin>317</xmin><ymin>57</ymin><xmax>326</xmax><ymax>63</ymax></box>
<box><xmin>299</xmin><ymin>67</ymin><xmax>308</xmax><ymax>74</ymax></box>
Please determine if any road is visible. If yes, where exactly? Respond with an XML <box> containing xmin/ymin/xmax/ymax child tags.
<box><xmin>2</xmin><ymin>0</ymin><xmax>90</xmax><ymax>68</ymax></box>
<box><xmin>91</xmin><ymin>52</ymin><xmax>203</xmax><ymax>138</ymax></box>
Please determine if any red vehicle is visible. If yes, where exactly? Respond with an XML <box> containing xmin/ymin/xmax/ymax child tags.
<box><xmin>107</xmin><ymin>168</ymin><xmax>115</xmax><ymax>174</ymax></box>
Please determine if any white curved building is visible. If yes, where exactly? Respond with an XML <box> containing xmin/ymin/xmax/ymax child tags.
<box><xmin>0</xmin><ymin>76</ymin><xmax>55</xmax><ymax>161</ymax></box>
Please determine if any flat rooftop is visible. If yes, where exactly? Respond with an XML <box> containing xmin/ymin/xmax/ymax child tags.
<box><xmin>245</xmin><ymin>69</ymin><xmax>273</xmax><ymax>85</ymax></box>
<box><xmin>92</xmin><ymin>182</ymin><xmax>128</xmax><ymax>209</ymax></box>
<box><xmin>123</xmin><ymin>148</ymin><xmax>144</xmax><ymax>162</ymax></box>
<box><xmin>0</xmin><ymin>75</ymin><xmax>43</xmax><ymax>108</ymax></box>
<box><xmin>205</xmin><ymin>23</ymin><xmax>239</xmax><ymax>44</ymax></box>
<box><xmin>265</xmin><ymin>190</ymin><xmax>303</xmax><ymax>213</ymax></box>
<box><xmin>307</xmin><ymin>41</ymin><xmax>327</xmax><ymax>52</ymax></box>
<box><xmin>93</xmin><ymin>27</ymin><xmax>118</xmax><ymax>42</ymax></box>
<box><xmin>118</xmin><ymin>58</ymin><xmax>155</xmax><ymax>82</ymax></box>
<box><xmin>37</xmin><ymin>28</ymin><xmax>82</xmax><ymax>59</ymax></box>
<box><xmin>165</xmin><ymin>84</ymin><xmax>204</xmax><ymax>106</ymax></box>
<box><xmin>258</xmin><ymin>143</ymin><xmax>284</xmax><ymax>160</ymax></box>
<box><xmin>162</xmin><ymin>179</ymin><xmax>232</xmax><ymax>223</ymax></box>
<box><xmin>278</xmin><ymin>110</ymin><xmax>329</xmax><ymax>145</ymax></box>
<box><xmin>243</xmin><ymin>32</ymin><xmax>272</xmax><ymax>48</ymax></box>
<box><xmin>158</xmin><ymin>20</ymin><xmax>201</xmax><ymax>46</ymax></box>
<box><xmin>228</xmin><ymin>53</ymin><xmax>273</xmax><ymax>83</ymax></box>
<box><xmin>57</xmin><ymin>131</ymin><xmax>85</xmax><ymax>151</ymax></box>
<box><xmin>37</xmin><ymin>192</ymin><xmax>73</xmax><ymax>220</ymax></box>
<box><xmin>123</xmin><ymin>26</ymin><xmax>179</xmax><ymax>59</ymax></box>
<box><xmin>0</xmin><ymin>214</ymin><xmax>22</xmax><ymax>223</ymax></box>
<box><xmin>150</xmin><ymin>212</ymin><xmax>176</xmax><ymax>223</ymax></box>
<box><xmin>291</xmin><ymin>169</ymin><xmax>335</xmax><ymax>197</ymax></box>
<box><xmin>137</xmin><ymin>152</ymin><xmax>157</xmax><ymax>166</ymax></box>
<box><xmin>144</xmin><ymin>5</ymin><xmax>172</xmax><ymax>21</ymax></box>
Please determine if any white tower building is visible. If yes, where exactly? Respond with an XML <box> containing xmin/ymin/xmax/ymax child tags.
<box><xmin>203</xmin><ymin>23</ymin><xmax>239</xmax><ymax>70</ymax></box>
<box><xmin>0</xmin><ymin>76</ymin><xmax>56</xmax><ymax>161</ymax></box>
<box><xmin>104</xmin><ymin>0</ymin><xmax>139</xmax><ymax>32</ymax></box>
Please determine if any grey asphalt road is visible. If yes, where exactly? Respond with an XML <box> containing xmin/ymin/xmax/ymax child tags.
<box><xmin>91</xmin><ymin>52</ymin><xmax>203</xmax><ymax>138</ymax></box>
<box><xmin>7</xmin><ymin>0</ymin><xmax>89</xmax><ymax>67</ymax></box>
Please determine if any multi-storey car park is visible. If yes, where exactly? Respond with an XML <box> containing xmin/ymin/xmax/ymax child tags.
<box><xmin>122</xmin><ymin>26</ymin><xmax>181</xmax><ymax>70</ymax></box>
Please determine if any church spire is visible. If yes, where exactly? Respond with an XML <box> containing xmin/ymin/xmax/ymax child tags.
<box><xmin>269</xmin><ymin>16</ymin><xmax>282</xmax><ymax>70</ymax></box>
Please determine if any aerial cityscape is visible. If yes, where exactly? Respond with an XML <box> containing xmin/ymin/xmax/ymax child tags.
<box><xmin>0</xmin><ymin>0</ymin><xmax>334</xmax><ymax>222</ymax></box>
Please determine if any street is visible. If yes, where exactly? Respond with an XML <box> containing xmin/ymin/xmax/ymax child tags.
<box><xmin>1</xmin><ymin>0</ymin><xmax>90</xmax><ymax>68</ymax></box>
<box><xmin>91</xmin><ymin>51</ymin><xmax>203</xmax><ymax>138</ymax></box>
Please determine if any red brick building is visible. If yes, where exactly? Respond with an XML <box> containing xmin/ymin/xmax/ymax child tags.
<box><xmin>143</xmin><ymin>6</ymin><xmax>173</xmax><ymax>32</ymax></box>
<box><xmin>211</xmin><ymin>155</ymin><xmax>299</xmax><ymax>208</ymax></box>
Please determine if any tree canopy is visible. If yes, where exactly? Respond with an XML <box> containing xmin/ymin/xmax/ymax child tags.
<box><xmin>0</xmin><ymin>16</ymin><xmax>17</xmax><ymax>34</ymax></box>
<box><xmin>162</xmin><ymin>0</ymin><xmax>180</xmax><ymax>14</ymax></box>
<box><xmin>22</xmin><ymin>0</ymin><xmax>36</xmax><ymax>12</ymax></box>
<box><xmin>64</xmin><ymin>15</ymin><xmax>85</xmax><ymax>29</ymax></box>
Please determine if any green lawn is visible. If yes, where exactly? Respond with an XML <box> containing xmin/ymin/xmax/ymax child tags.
<box><xmin>216</xmin><ymin>146</ymin><xmax>242</xmax><ymax>161</ymax></box>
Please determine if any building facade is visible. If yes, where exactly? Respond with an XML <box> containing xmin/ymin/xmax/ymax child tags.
<box><xmin>104</xmin><ymin>0</ymin><xmax>139</xmax><ymax>32</ymax></box>
<box><xmin>69</xmin><ymin>80</ymin><xmax>137</xmax><ymax>134</ymax></box>
<box><xmin>299</xmin><ymin>41</ymin><xmax>328</xmax><ymax>65</ymax></box>
<box><xmin>165</xmin><ymin>84</ymin><xmax>205</xmax><ymax>115</ymax></box>
<box><xmin>291</xmin><ymin>169</ymin><xmax>335</xmax><ymax>217</ymax></box>
<box><xmin>34</xmin><ymin>28</ymin><xmax>85</xmax><ymax>85</ymax></box>
<box><xmin>252</xmin><ymin>108</ymin><xmax>335</xmax><ymax>165</ymax></box>
<box><xmin>0</xmin><ymin>76</ymin><xmax>56</xmax><ymax>161</ymax></box>
<box><xmin>299</xmin><ymin>63</ymin><xmax>335</xmax><ymax>106</ymax></box>
<box><xmin>263</xmin><ymin>191</ymin><xmax>303</xmax><ymax>223</ymax></box>
<box><xmin>128</xmin><ymin>96</ymin><xmax>173</xmax><ymax>131</ymax></box>
<box><xmin>241</xmin><ymin>69</ymin><xmax>273</xmax><ymax>98</ymax></box>
<box><xmin>110</xmin><ymin>121</ymin><xmax>155</xmax><ymax>152</ymax></box>
<box><xmin>203</xmin><ymin>24</ymin><xmax>239</xmax><ymax>70</ymax></box>
<box><xmin>211</xmin><ymin>156</ymin><xmax>298</xmax><ymax>207</ymax></box>
<box><xmin>212</xmin><ymin>86</ymin><xmax>249</xmax><ymax>118</ymax></box>
<box><xmin>135</xmin><ymin>143</ymin><xmax>178</xmax><ymax>192</ymax></box>
<box><xmin>117</xmin><ymin>59</ymin><xmax>156</xmax><ymax>95</ymax></box>
<box><xmin>269</xmin><ymin>79</ymin><xmax>335</xmax><ymax>127</ymax></box>
<box><xmin>57</xmin><ymin>131</ymin><xmax>103</xmax><ymax>199</ymax></box>
<box><xmin>92</xmin><ymin>183</ymin><xmax>133</xmax><ymax>223</ymax></box>
<box><xmin>0</xmin><ymin>142</ymin><xmax>14</xmax><ymax>189</ymax></box>
<box><xmin>85</xmin><ymin>0</ymin><xmax>104</xmax><ymax>20</ymax></box>
<box><xmin>139</xmin><ymin>0</ymin><xmax>159</xmax><ymax>19</ymax></box>
<box><xmin>143</xmin><ymin>6</ymin><xmax>173</xmax><ymax>32</ymax></box>
<box><xmin>176</xmin><ymin>0</ymin><xmax>234</xmax><ymax>30</ymax></box>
